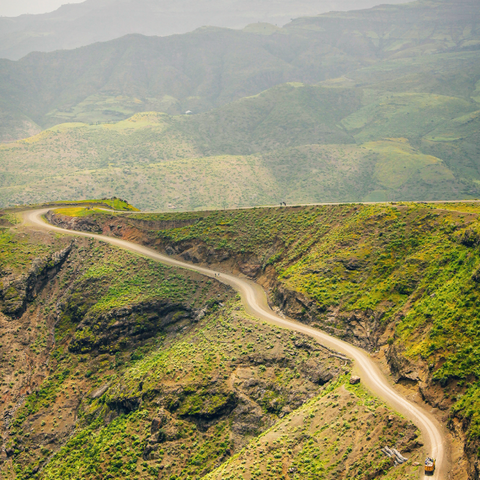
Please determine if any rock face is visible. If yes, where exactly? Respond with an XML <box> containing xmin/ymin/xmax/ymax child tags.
<box><xmin>45</xmin><ymin>210</ymin><xmax>101</xmax><ymax>233</ymax></box>
<box><xmin>0</xmin><ymin>244</ymin><xmax>72</xmax><ymax>317</ymax></box>
<box><xmin>349</xmin><ymin>376</ymin><xmax>361</xmax><ymax>385</ymax></box>
<box><xmin>385</xmin><ymin>344</ymin><xmax>420</xmax><ymax>384</ymax></box>
<box><xmin>301</xmin><ymin>358</ymin><xmax>338</xmax><ymax>385</ymax></box>
<box><xmin>67</xmin><ymin>299</ymin><xmax>197</xmax><ymax>354</ymax></box>
<box><xmin>45</xmin><ymin>211</ymin><xmax>198</xmax><ymax>238</ymax></box>
<box><xmin>151</xmin><ymin>411</ymin><xmax>168</xmax><ymax>433</ymax></box>
<box><xmin>90</xmin><ymin>384</ymin><xmax>110</xmax><ymax>399</ymax></box>
<box><xmin>270</xmin><ymin>283</ymin><xmax>388</xmax><ymax>353</ymax></box>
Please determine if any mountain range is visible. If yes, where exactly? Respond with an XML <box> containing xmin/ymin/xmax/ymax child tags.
<box><xmin>0</xmin><ymin>0</ymin><xmax>479</xmax><ymax>209</ymax></box>
<box><xmin>0</xmin><ymin>0</ymin><xmax>408</xmax><ymax>61</ymax></box>
<box><xmin>2</xmin><ymin>2</ymin><xmax>480</xmax><ymax>478</ymax></box>
<box><xmin>1</xmin><ymin>0</ymin><xmax>479</xmax><ymax>134</ymax></box>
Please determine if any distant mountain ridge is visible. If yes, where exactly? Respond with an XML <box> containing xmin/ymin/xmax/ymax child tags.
<box><xmin>0</xmin><ymin>0</ymin><xmax>479</xmax><ymax>143</ymax></box>
<box><xmin>0</xmin><ymin>0</ymin><xmax>408</xmax><ymax>61</ymax></box>
<box><xmin>1</xmin><ymin>0</ymin><xmax>480</xmax><ymax>209</ymax></box>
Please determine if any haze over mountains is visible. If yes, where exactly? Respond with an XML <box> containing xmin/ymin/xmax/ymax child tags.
<box><xmin>3</xmin><ymin>3</ymin><xmax>480</xmax><ymax>477</ymax></box>
<box><xmin>1</xmin><ymin>0</ymin><xmax>480</xmax><ymax>209</ymax></box>
<box><xmin>1</xmin><ymin>0</ymin><xmax>479</xmax><ymax>134</ymax></box>
<box><xmin>0</xmin><ymin>0</ymin><xmax>408</xmax><ymax>61</ymax></box>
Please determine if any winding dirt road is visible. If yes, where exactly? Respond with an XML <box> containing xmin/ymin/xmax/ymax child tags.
<box><xmin>24</xmin><ymin>208</ymin><xmax>447</xmax><ymax>479</ymax></box>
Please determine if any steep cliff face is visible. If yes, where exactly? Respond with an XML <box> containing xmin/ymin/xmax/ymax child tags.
<box><xmin>46</xmin><ymin>203</ymin><xmax>480</xmax><ymax>478</ymax></box>
<box><xmin>0</xmin><ymin>225</ymin><xmax>234</xmax><ymax>477</ymax></box>
<box><xmin>0</xmin><ymin>245</ymin><xmax>72</xmax><ymax>317</ymax></box>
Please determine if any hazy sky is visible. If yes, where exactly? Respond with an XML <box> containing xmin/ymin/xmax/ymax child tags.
<box><xmin>0</xmin><ymin>0</ymin><xmax>405</xmax><ymax>18</ymax></box>
<box><xmin>0</xmin><ymin>0</ymin><xmax>84</xmax><ymax>17</ymax></box>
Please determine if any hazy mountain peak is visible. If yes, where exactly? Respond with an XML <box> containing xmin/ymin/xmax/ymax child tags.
<box><xmin>0</xmin><ymin>0</ymin><xmax>408</xmax><ymax>60</ymax></box>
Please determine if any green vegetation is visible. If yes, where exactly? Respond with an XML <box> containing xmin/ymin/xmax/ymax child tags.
<box><xmin>207</xmin><ymin>377</ymin><xmax>421</xmax><ymax>480</ymax></box>
<box><xmin>53</xmin><ymin>207</ymin><xmax>111</xmax><ymax>217</ymax></box>
<box><xmin>0</xmin><ymin>228</ymin><xmax>63</xmax><ymax>274</ymax></box>
<box><xmin>2</xmin><ymin>0</ymin><xmax>479</xmax><ymax>130</ymax></box>
<box><xmin>50</xmin><ymin>198</ymin><xmax>138</xmax><ymax>212</ymax></box>
<box><xmin>1</xmin><ymin>1</ymin><xmax>480</xmax><ymax>209</ymax></box>
<box><xmin>52</xmin><ymin>197</ymin><xmax>138</xmax><ymax>216</ymax></box>
<box><xmin>76</xmin><ymin>252</ymin><xmax>209</xmax><ymax>315</ymax></box>
<box><xmin>2</xmin><ymin>220</ymin><xmax>420</xmax><ymax>480</ymax></box>
<box><xmin>341</xmin><ymin>93</ymin><xmax>474</xmax><ymax>144</ymax></box>
<box><xmin>0</xmin><ymin>96</ymin><xmax>475</xmax><ymax>209</ymax></box>
<box><xmin>40</xmin><ymin>300</ymin><xmax>337</xmax><ymax>479</ymax></box>
<box><xmin>44</xmin><ymin>197</ymin><xmax>138</xmax><ymax>211</ymax></box>
<box><xmin>70</xmin><ymin>201</ymin><xmax>480</xmax><ymax>449</ymax></box>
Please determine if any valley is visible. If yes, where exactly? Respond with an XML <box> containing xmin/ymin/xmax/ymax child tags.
<box><xmin>0</xmin><ymin>1</ymin><xmax>479</xmax><ymax>211</ymax></box>
<box><xmin>1</xmin><ymin>0</ymin><xmax>480</xmax><ymax>478</ymax></box>
<box><xmin>0</xmin><ymin>86</ymin><xmax>478</xmax><ymax>210</ymax></box>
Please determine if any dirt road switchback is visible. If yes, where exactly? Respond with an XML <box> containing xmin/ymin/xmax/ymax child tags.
<box><xmin>24</xmin><ymin>208</ymin><xmax>448</xmax><ymax>480</ymax></box>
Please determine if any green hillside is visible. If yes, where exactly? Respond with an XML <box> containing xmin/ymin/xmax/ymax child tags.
<box><xmin>0</xmin><ymin>210</ymin><xmax>423</xmax><ymax>480</ymax></box>
<box><xmin>345</xmin><ymin>50</ymin><xmax>480</xmax><ymax>101</ymax></box>
<box><xmin>46</xmin><ymin>199</ymin><xmax>480</xmax><ymax>478</ymax></box>
<box><xmin>422</xmin><ymin>109</ymin><xmax>480</xmax><ymax>179</ymax></box>
<box><xmin>341</xmin><ymin>93</ymin><xmax>475</xmax><ymax>144</ymax></box>
<box><xmin>178</xmin><ymin>84</ymin><xmax>360</xmax><ymax>155</ymax></box>
<box><xmin>0</xmin><ymin>78</ymin><xmax>477</xmax><ymax>209</ymax></box>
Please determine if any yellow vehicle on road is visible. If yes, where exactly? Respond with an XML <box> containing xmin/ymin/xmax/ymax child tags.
<box><xmin>425</xmin><ymin>456</ymin><xmax>435</xmax><ymax>475</ymax></box>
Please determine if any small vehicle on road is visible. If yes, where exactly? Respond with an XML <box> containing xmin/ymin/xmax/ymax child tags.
<box><xmin>425</xmin><ymin>456</ymin><xmax>435</xmax><ymax>475</ymax></box>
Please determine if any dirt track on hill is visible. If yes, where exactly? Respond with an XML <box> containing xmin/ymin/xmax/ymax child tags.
<box><xmin>24</xmin><ymin>208</ymin><xmax>448</xmax><ymax>480</ymax></box>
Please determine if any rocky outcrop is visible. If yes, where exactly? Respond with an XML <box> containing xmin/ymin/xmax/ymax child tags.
<box><xmin>46</xmin><ymin>211</ymin><xmax>198</xmax><ymax>237</ymax></box>
<box><xmin>349</xmin><ymin>376</ymin><xmax>361</xmax><ymax>385</ymax></box>
<box><xmin>67</xmin><ymin>299</ymin><xmax>201</xmax><ymax>354</ymax></box>
<box><xmin>45</xmin><ymin>211</ymin><xmax>101</xmax><ymax>233</ymax></box>
<box><xmin>0</xmin><ymin>244</ymin><xmax>72</xmax><ymax>317</ymax></box>
<box><xmin>270</xmin><ymin>283</ymin><xmax>388</xmax><ymax>352</ymax></box>
<box><xmin>385</xmin><ymin>344</ymin><xmax>421</xmax><ymax>383</ymax></box>
<box><xmin>301</xmin><ymin>359</ymin><xmax>337</xmax><ymax>385</ymax></box>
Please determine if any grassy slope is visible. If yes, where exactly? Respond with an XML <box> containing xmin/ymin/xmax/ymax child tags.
<box><xmin>0</xmin><ymin>101</ymin><xmax>41</xmax><ymax>143</ymax></box>
<box><xmin>206</xmin><ymin>380</ymin><xmax>420</xmax><ymax>480</ymax></box>
<box><xmin>78</xmin><ymin>202</ymin><xmax>480</xmax><ymax>447</ymax></box>
<box><xmin>341</xmin><ymin>93</ymin><xmax>475</xmax><ymax>144</ymax></box>
<box><xmin>0</xmin><ymin>221</ymin><xmax>422</xmax><ymax>479</ymax></box>
<box><xmin>422</xmin><ymin>109</ymin><xmax>480</xmax><ymax>180</ymax></box>
<box><xmin>0</xmin><ymin>83</ymin><xmax>476</xmax><ymax>209</ymax></box>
